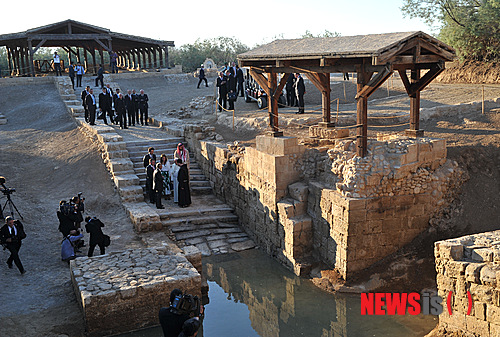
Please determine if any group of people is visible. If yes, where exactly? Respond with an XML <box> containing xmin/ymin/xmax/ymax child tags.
<box><xmin>285</xmin><ymin>73</ymin><xmax>306</xmax><ymax>114</ymax></box>
<box><xmin>144</xmin><ymin>143</ymin><xmax>191</xmax><ymax>210</ymax></box>
<box><xmin>57</xmin><ymin>193</ymin><xmax>109</xmax><ymax>262</ymax></box>
<box><xmin>80</xmin><ymin>84</ymin><xmax>149</xmax><ymax>128</ymax></box>
<box><xmin>215</xmin><ymin>62</ymin><xmax>245</xmax><ymax>112</ymax></box>
<box><xmin>66</xmin><ymin>60</ymin><xmax>86</xmax><ymax>89</ymax></box>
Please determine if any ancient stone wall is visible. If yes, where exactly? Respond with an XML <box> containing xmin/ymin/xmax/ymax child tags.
<box><xmin>435</xmin><ymin>231</ymin><xmax>500</xmax><ymax>336</ymax></box>
<box><xmin>70</xmin><ymin>246</ymin><xmax>201</xmax><ymax>336</ymax></box>
<box><xmin>180</xmin><ymin>123</ymin><xmax>464</xmax><ymax>280</ymax></box>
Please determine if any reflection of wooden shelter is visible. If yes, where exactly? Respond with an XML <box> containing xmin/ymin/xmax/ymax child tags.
<box><xmin>0</xmin><ymin>19</ymin><xmax>174</xmax><ymax>76</ymax></box>
<box><xmin>238</xmin><ymin>31</ymin><xmax>455</xmax><ymax>156</ymax></box>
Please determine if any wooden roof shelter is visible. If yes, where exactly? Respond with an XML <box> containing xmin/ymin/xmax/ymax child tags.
<box><xmin>0</xmin><ymin>19</ymin><xmax>174</xmax><ymax>76</ymax></box>
<box><xmin>238</xmin><ymin>31</ymin><xmax>455</xmax><ymax>156</ymax></box>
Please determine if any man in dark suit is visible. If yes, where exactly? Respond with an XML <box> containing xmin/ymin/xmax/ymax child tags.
<box><xmin>146</xmin><ymin>159</ymin><xmax>156</xmax><ymax>204</ymax></box>
<box><xmin>143</xmin><ymin>147</ymin><xmax>156</xmax><ymax>168</ymax></box>
<box><xmin>137</xmin><ymin>89</ymin><xmax>149</xmax><ymax>125</ymax></box>
<box><xmin>86</xmin><ymin>88</ymin><xmax>97</xmax><ymax>125</ymax></box>
<box><xmin>125</xmin><ymin>90</ymin><xmax>136</xmax><ymax>126</ymax></box>
<box><xmin>132</xmin><ymin>89</ymin><xmax>140</xmax><ymax>124</ymax></box>
<box><xmin>197</xmin><ymin>65</ymin><xmax>208</xmax><ymax>88</ymax></box>
<box><xmin>286</xmin><ymin>73</ymin><xmax>296</xmax><ymax>107</ymax></box>
<box><xmin>294</xmin><ymin>73</ymin><xmax>306</xmax><ymax>114</ymax></box>
<box><xmin>95</xmin><ymin>64</ymin><xmax>104</xmax><ymax>88</ymax></box>
<box><xmin>0</xmin><ymin>216</ymin><xmax>26</xmax><ymax>274</ymax></box>
<box><xmin>68</xmin><ymin>63</ymin><xmax>75</xmax><ymax>90</ymax></box>
<box><xmin>153</xmin><ymin>163</ymin><xmax>165</xmax><ymax>209</ymax></box>
<box><xmin>81</xmin><ymin>86</ymin><xmax>90</xmax><ymax>122</ymax></box>
<box><xmin>85</xmin><ymin>216</ymin><xmax>106</xmax><ymax>257</ymax></box>
<box><xmin>114</xmin><ymin>93</ymin><xmax>128</xmax><ymax>129</ymax></box>
<box><xmin>226</xmin><ymin>69</ymin><xmax>237</xmax><ymax>110</ymax></box>
<box><xmin>98</xmin><ymin>87</ymin><xmax>110</xmax><ymax>125</ymax></box>
<box><xmin>216</xmin><ymin>72</ymin><xmax>227</xmax><ymax>112</ymax></box>
<box><xmin>235</xmin><ymin>65</ymin><xmax>245</xmax><ymax>97</ymax></box>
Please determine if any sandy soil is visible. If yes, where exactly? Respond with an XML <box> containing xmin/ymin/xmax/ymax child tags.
<box><xmin>0</xmin><ymin>64</ymin><xmax>498</xmax><ymax>336</ymax></box>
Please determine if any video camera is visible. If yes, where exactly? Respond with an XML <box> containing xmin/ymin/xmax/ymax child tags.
<box><xmin>0</xmin><ymin>176</ymin><xmax>15</xmax><ymax>196</ymax></box>
<box><xmin>171</xmin><ymin>293</ymin><xmax>202</xmax><ymax>318</ymax></box>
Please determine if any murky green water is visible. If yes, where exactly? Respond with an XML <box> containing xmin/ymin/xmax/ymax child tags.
<box><xmin>120</xmin><ymin>249</ymin><xmax>436</xmax><ymax>337</ymax></box>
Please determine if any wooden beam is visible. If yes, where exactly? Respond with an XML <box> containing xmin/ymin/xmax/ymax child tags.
<box><xmin>94</xmin><ymin>38</ymin><xmax>112</xmax><ymax>52</ymax></box>
<box><xmin>410</xmin><ymin>69</ymin><xmax>420</xmax><ymax>131</ymax></box>
<box><xmin>6</xmin><ymin>46</ymin><xmax>13</xmax><ymax>75</ymax></box>
<box><xmin>249</xmin><ymin>69</ymin><xmax>270</xmax><ymax>96</ymax></box>
<box><xmin>356</xmin><ymin>63</ymin><xmax>370</xmax><ymax>157</ymax></box>
<box><xmin>399</xmin><ymin>62</ymin><xmax>444</xmax><ymax>96</ymax></box>
<box><xmin>275</xmin><ymin>73</ymin><xmax>289</xmax><ymax>97</ymax></box>
<box><xmin>268</xmin><ymin>71</ymin><xmax>279</xmax><ymax>133</ymax></box>
<box><xmin>32</xmin><ymin>39</ymin><xmax>46</xmax><ymax>54</ymax></box>
<box><xmin>355</xmin><ymin>65</ymin><xmax>393</xmax><ymax>99</ymax></box>
<box><xmin>398</xmin><ymin>69</ymin><xmax>411</xmax><ymax>93</ymax></box>
<box><xmin>376</xmin><ymin>39</ymin><xmax>419</xmax><ymax>64</ymax></box>
<box><xmin>28</xmin><ymin>34</ymin><xmax>110</xmax><ymax>41</ymax></box>
<box><xmin>27</xmin><ymin>39</ymin><xmax>35</xmax><ymax>76</ymax></box>
<box><xmin>304</xmin><ymin>73</ymin><xmax>325</xmax><ymax>92</ymax></box>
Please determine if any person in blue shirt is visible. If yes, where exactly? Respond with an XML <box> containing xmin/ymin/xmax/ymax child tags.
<box><xmin>61</xmin><ymin>229</ymin><xmax>83</xmax><ymax>263</ymax></box>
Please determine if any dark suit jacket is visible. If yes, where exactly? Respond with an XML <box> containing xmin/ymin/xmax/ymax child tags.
<box><xmin>81</xmin><ymin>90</ymin><xmax>88</xmax><ymax>107</ymax></box>
<box><xmin>86</xmin><ymin>94</ymin><xmax>96</xmax><ymax>112</ymax></box>
<box><xmin>143</xmin><ymin>153</ymin><xmax>157</xmax><ymax>168</ymax></box>
<box><xmin>146</xmin><ymin>165</ymin><xmax>155</xmax><ymax>187</ymax></box>
<box><xmin>97</xmin><ymin>67</ymin><xmax>104</xmax><ymax>78</ymax></box>
<box><xmin>216</xmin><ymin>76</ymin><xmax>228</xmax><ymax>95</ymax></box>
<box><xmin>137</xmin><ymin>94</ymin><xmax>149</xmax><ymax>109</ymax></box>
<box><xmin>124</xmin><ymin>94</ymin><xmax>135</xmax><ymax>112</ymax></box>
<box><xmin>199</xmin><ymin>68</ymin><xmax>206</xmax><ymax>79</ymax></box>
<box><xmin>236</xmin><ymin>68</ymin><xmax>244</xmax><ymax>83</ymax></box>
<box><xmin>0</xmin><ymin>221</ymin><xmax>26</xmax><ymax>246</ymax></box>
<box><xmin>99</xmin><ymin>92</ymin><xmax>111</xmax><ymax>109</ymax></box>
<box><xmin>153</xmin><ymin>169</ymin><xmax>163</xmax><ymax>192</ymax></box>
<box><xmin>295</xmin><ymin>76</ymin><xmax>305</xmax><ymax>95</ymax></box>
<box><xmin>85</xmin><ymin>218</ymin><xmax>105</xmax><ymax>245</ymax></box>
<box><xmin>227</xmin><ymin>74</ymin><xmax>236</xmax><ymax>92</ymax></box>
<box><xmin>115</xmin><ymin>97</ymin><xmax>126</xmax><ymax>115</ymax></box>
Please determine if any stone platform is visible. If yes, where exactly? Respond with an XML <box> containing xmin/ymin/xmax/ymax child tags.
<box><xmin>70</xmin><ymin>247</ymin><xmax>201</xmax><ymax>336</ymax></box>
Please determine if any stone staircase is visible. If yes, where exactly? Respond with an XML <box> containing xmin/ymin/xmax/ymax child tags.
<box><xmin>53</xmin><ymin>75</ymin><xmax>255</xmax><ymax>256</ymax></box>
<box><xmin>125</xmin><ymin>139</ymin><xmax>213</xmax><ymax>196</ymax></box>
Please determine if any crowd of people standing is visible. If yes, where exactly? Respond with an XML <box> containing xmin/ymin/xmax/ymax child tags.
<box><xmin>80</xmin><ymin>83</ymin><xmax>149</xmax><ymax>128</ymax></box>
<box><xmin>144</xmin><ymin>144</ymin><xmax>191</xmax><ymax>210</ymax></box>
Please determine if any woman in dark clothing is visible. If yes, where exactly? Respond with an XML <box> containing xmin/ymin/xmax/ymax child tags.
<box><xmin>176</xmin><ymin>159</ymin><xmax>191</xmax><ymax>208</ymax></box>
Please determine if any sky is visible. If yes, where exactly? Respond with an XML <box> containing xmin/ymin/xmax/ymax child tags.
<box><xmin>0</xmin><ymin>0</ymin><xmax>435</xmax><ymax>48</ymax></box>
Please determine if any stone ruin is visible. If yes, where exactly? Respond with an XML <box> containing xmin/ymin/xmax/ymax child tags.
<box><xmin>435</xmin><ymin>231</ymin><xmax>500</xmax><ymax>336</ymax></box>
<box><xmin>179</xmin><ymin>124</ymin><xmax>465</xmax><ymax>280</ymax></box>
<box><xmin>70</xmin><ymin>246</ymin><xmax>202</xmax><ymax>336</ymax></box>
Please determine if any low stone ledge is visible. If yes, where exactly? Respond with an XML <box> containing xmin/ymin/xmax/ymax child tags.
<box><xmin>308</xmin><ymin>125</ymin><xmax>349</xmax><ymax>139</ymax></box>
<box><xmin>70</xmin><ymin>247</ymin><xmax>201</xmax><ymax>336</ymax></box>
<box><xmin>435</xmin><ymin>230</ymin><xmax>500</xmax><ymax>337</ymax></box>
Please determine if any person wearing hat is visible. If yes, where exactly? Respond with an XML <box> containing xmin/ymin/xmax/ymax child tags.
<box><xmin>173</xmin><ymin>143</ymin><xmax>190</xmax><ymax>170</ymax></box>
<box><xmin>0</xmin><ymin>216</ymin><xmax>27</xmax><ymax>274</ymax></box>
<box><xmin>197</xmin><ymin>64</ymin><xmax>208</xmax><ymax>89</ymax></box>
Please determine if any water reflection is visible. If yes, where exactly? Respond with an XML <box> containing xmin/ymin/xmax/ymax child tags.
<box><xmin>203</xmin><ymin>249</ymin><xmax>436</xmax><ymax>337</ymax></box>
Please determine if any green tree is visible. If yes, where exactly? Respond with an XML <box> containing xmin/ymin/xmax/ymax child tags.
<box><xmin>401</xmin><ymin>0</ymin><xmax>500</xmax><ymax>60</ymax></box>
<box><xmin>170</xmin><ymin>36</ymin><xmax>250</xmax><ymax>72</ymax></box>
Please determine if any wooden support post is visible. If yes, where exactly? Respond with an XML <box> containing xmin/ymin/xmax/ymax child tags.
<box><xmin>163</xmin><ymin>46</ymin><xmax>169</xmax><ymax>68</ymax></box>
<box><xmin>147</xmin><ymin>48</ymin><xmax>152</xmax><ymax>69</ymax></box>
<box><xmin>320</xmin><ymin>73</ymin><xmax>333</xmax><ymax>127</ymax></box>
<box><xmin>153</xmin><ymin>47</ymin><xmax>157</xmax><ymax>69</ymax></box>
<box><xmin>99</xmin><ymin>49</ymin><xmax>104</xmax><ymax>69</ymax></box>
<box><xmin>158</xmin><ymin>47</ymin><xmax>164</xmax><ymax>68</ymax></box>
<box><xmin>406</xmin><ymin>68</ymin><xmax>424</xmax><ymax>137</ymax></box>
<box><xmin>141</xmin><ymin>49</ymin><xmax>147</xmax><ymax>69</ymax></box>
<box><xmin>20</xmin><ymin>47</ymin><xmax>26</xmax><ymax>75</ymax></box>
<box><xmin>6</xmin><ymin>46</ymin><xmax>13</xmax><ymax>76</ymax></box>
<box><xmin>84</xmin><ymin>48</ymin><xmax>89</xmax><ymax>69</ymax></box>
<box><xmin>27</xmin><ymin>39</ymin><xmax>35</xmax><ymax>76</ymax></box>
<box><xmin>91</xmin><ymin>49</ymin><xmax>97</xmax><ymax>73</ymax></box>
<box><xmin>356</xmin><ymin>65</ymin><xmax>370</xmax><ymax>157</ymax></box>
<box><xmin>267</xmin><ymin>71</ymin><xmax>282</xmax><ymax>136</ymax></box>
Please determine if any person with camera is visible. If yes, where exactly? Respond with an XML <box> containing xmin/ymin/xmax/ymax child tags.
<box><xmin>1</xmin><ymin>216</ymin><xmax>26</xmax><ymax>274</ymax></box>
<box><xmin>85</xmin><ymin>216</ymin><xmax>108</xmax><ymax>257</ymax></box>
<box><xmin>159</xmin><ymin>289</ymin><xmax>204</xmax><ymax>337</ymax></box>
<box><xmin>61</xmin><ymin>229</ymin><xmax>83</xmax><ymax>263</ymax></box>
<box><xmin>178</xmin><ymin>318</ymin><xmax>201</xmax><ymax>337</ymax></box>
<box><xmin>57</xmin><ymin>200</ymin><xmax>77</xmax><ymax>237</ymax></box>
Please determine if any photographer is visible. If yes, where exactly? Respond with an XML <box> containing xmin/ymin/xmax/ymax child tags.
<box><xmin>0</xmin><ymin>216</ymin><xmax>26</xmax><ymax>274</ymax></box>
<box><xmin>179</xmin><ymin>318</ymin><xmax>201</xmax><ymax>337</ymax></box>
<box><xmin>85</xmin><ymin>216</ymin><xmax>108</xmax><ymax>257</ymax></box>
<box><xmin>57</xmin><ymin>200</ymin><xmax>76</xmax><ymax>237</ymax></box>
<box><xmin>159</xmin><ymin>289</ymin><xmax>204</xmax><ymax>337</ymax></box>
<box><xmin>61</xmin><ymin>229</ymin><xmax>83</xmax><ymax>263</ymax></box>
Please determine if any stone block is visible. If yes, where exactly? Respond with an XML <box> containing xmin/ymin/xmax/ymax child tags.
<box><xmin>474</xmin><ymin>301</ymin><xmax>487</xmax><ymax>321</ymax></box>
<box><xmin>466</xmin><ymin>263</ymin><xmax>486</xmax><ymax>283</ymax></box>
<box><xmin>487</xmin><ymin>304</ymin><xmax>500</xmax><ymax>324</ymax></box>
<box><xmin>445</xmin><ymin>261</ymin><xmax>469</xmax><ymax>278</ymax></box>
<box><xmin>435</xmin><ymin>242</ymin><xmax>464</xmax><ymax>261</ymax></box>
<box><xmin>480</xmin><ymin>265</ymin><xmax>500</xmax><ymax>286</ymax></box>
<box><xmin>472</xmin><ymin>248</ymin><xmax>493</xmax><ymax>262</ymax></box>
<box><xmin>465</xmin><ymin>316</ymin><xmax>489</xmax><ymax>337</ymax></box>
<box><xmin>288</xmin><ymin>182</ymin><xmax>309</xmax><ymax>202</ymax></box>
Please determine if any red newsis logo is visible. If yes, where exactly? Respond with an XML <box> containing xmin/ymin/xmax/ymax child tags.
<box><xmin>361</xmin><ymin>293</ymin><xmax>444</xmax><ymax>315</ymax></box>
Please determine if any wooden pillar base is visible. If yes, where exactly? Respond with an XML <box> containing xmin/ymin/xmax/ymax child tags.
<box><xmin>405</xmin><ymin>129</ymin><xmax>424</xmax><ymax>137</ymax></box>
<box><xmin>267</xmin><ymin>130</ymin><xmax>284</xmax><ymax>137</ymax></box>
<box><xmin>318</xmin><ymin>122</ymin><xmax>335</xmax><ymax>128</ymax></box>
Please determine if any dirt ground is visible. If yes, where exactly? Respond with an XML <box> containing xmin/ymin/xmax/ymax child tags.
<box><xmin>0</xmin><ymin>61</ymin><xmax>498</xmax><ymax>336</ymax></box>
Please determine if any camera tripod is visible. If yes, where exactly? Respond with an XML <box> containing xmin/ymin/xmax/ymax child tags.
<box><xmin>0</xmin><ymin>192</ymin><xmax>23</xmax><ymax>220</ymax></box>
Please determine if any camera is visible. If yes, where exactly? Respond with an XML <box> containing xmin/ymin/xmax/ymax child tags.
<box><xmin>0</xmin><ymin>176</ymin><xmax>15</xmax><ymax>196</ymax></box>
<box><xmin>171</xmin><ymin>293</ymin><xmax>202</xmax><ymax>318</ymax></box>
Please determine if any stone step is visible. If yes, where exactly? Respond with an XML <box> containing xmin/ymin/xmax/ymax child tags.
<box><xmin>135</xmin><ymin>172</ymin><xmax>207</xmax><ymax>182</ymax></box>
<box><xmin>129</xmin><ymin>155</ymin><xmax>199</xmax><ymax>165</ymax></box>
<box><xmin>61</xmin><ymin>94</ymin><xmax>77</xmax><ymax>100</ymax></box>
<box><xmin>159</xmin><ymin>205</ymin><xmax>234</xmax><ymax>220</ymax></box>
<box><xmin>113</xmin><ymin>174</ymin><xmax>140</xmax><ymax>188</ymax></box>
<box><xmin>125</xmin><ymin>139</ymin><xmax>185</xmax><ymax>149</ymax></box>
<box><xmin>132</xmin><ymin>161</ymin><xmax>199</xmax><ymax>170</ymax></box>
<box><xmin>159</xmin><ymin>214</ymin><xmax>239</xmax><ymax>228</ymax></box>
<box><xmin>64</xmin><ymin>99</ymin><xmax>81</xmax><ymax>106</ymax></box>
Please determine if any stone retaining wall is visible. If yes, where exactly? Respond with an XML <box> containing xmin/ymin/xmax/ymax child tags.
<box><xmin>435</xmin><ymin>231</ymin><xmax>500</xmax><ymax>336</ymax></box>
<box><xmin>70</xmin><ymin>247</ymin><xmax>201</xmax><ymax>336</ymax></box>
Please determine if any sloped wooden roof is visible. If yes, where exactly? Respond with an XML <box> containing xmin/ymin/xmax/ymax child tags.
<box><xmin>239</xmin><ymin>31</ymin><xmax>455</xmax><ymax>67</ymax></box>
<box><xmin>0</xmin><ymin>19</ymin><xmax>174</xmax><ymax>49</ymax></box>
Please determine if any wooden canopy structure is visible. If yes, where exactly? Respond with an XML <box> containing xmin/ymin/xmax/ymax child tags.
<box><xmin>238</xmin><ymin>31</ymin><xmax>455</xmax><ymax>156</ymax></box>
<box><xmin>0</xmin><ymin>19</ymin><xmax>174</xmax><ymax>76</ymax></box>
